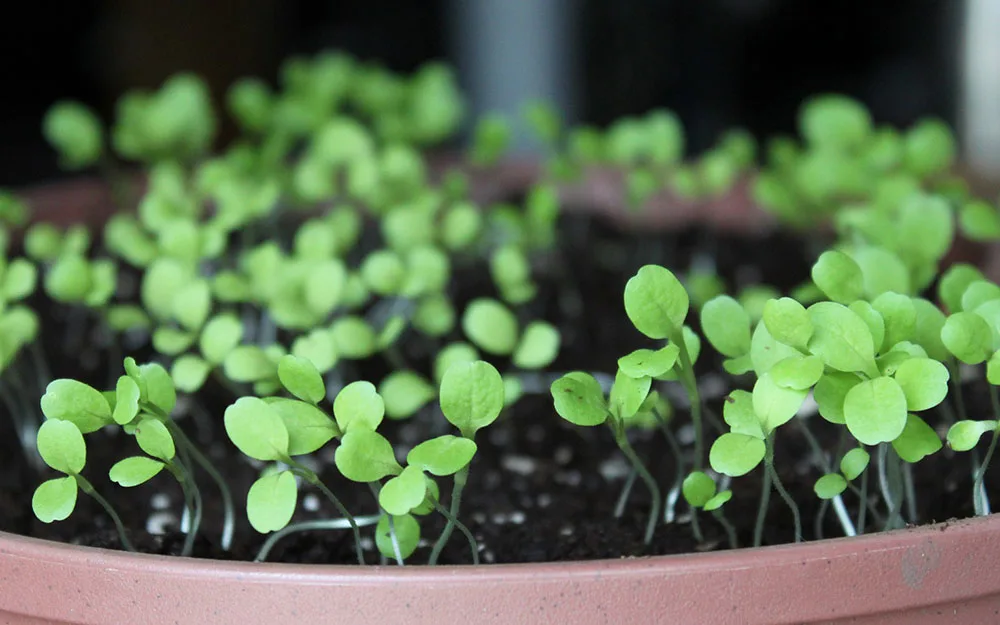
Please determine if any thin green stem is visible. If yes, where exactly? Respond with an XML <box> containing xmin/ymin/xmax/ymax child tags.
<box><xmin>857</xmin><ymin>468</ymin><xmax>869</xmax><ymax>534</ymax></box>
<box><xmin>253</xmin><ymin>516</ymin><xmax>381</xmax><ymax>562</ymax></box>
<box><xmin>613</xmin><ymin>425</ymin><xmax>661</xmax><ymax>545</ymax></box>
<box><xmin>77</xmin><ymin>476</ymin><xmax>135</xmax><ymax>552</ymax></box>
<box><xmin>654</xmin><ymin>413</ymin><xmax>685</xmax><ymax>523</ymax></box>
<box><xmin>386</xmin><ymin>514</ymin><xmax>404</xmax><ymax>566</ymax></box>
<box><xmin>973</xmin><ymin>385</ymin><xmax>1000</xmax><ymax>516</ymax></box>
<box><xmin>674</xmin><ymin>338</ymin><xmax>704</xmax><ymax>468</ymax></box>
<box><xmin>614</xmin><ymin>469</ymin><xmax>637</xmax><ymax>518</ymax></box>
<box><xmin>171</xmin><ymin>463</ymin><xmax>202</xmax><ymax>557</ymax></box>
<box><xmin>711</xmin><ymin>509</ymin><xmax>739</xmax><ymax>549</ymax></box>
<box><xmin>288</xmin><ymin>464</ymin><xmax>365</xmax><ymax>565</ymax></box>
<box><xmin>429</xmin><ymin>465</ymin><xmax>469</xmax><ymax>565</ymax></box>
<box><xmin>753</xmin><ymin>457</ymin><xmax>773</xmax><ymax>548</ymax></box>
<box><xmin>766</xmin><ymin>438</ymin><xmax>802</xmax><ymax>543</ymax></box>
<box><xmin>164</xmin><ymin>420</ymin><xmax>235</xmax><ymax>551</ymax></box>
<box><xmin>430</xmin><ymin>498</ymin><xmax>480</xmax><ymax>565</ymax></box>
<box><xmin>878</xmin><ymin>444</ymin><xmax>905</xmax><ymax>530</ymax></box>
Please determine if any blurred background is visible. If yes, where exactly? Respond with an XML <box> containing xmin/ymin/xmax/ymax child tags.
<box><xmin>1</xmin><ymin>0</ymin><xmax>986</xmax><ymax>187</ymax></box>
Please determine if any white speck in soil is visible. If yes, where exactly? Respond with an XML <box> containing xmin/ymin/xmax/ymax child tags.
<box><xmin>526</xmin><ymin>424</ymin><xmax>546</xmax><ymax>443</ymax></box>
<box><xmin>537</xmin><ymin>493</ymin><xmax>552</xmax><ymax>508</ymax></box>
<box><xmin>472</xmin><ymin>512</ymin><xmax>487</xmax><ymax>525</ymax></box>
<box><xmin>483</xmin><ymin>550</ymin><xmax>496</xmax><ymax>563</ymax></box>
<box><xmin>491</xmin><ymin>513</ymin><xmax>508</xmax><ymax>525</ymax></box>
<box><xmin>501</xmin><ymin>454</ymin><xmax>537</xmax><ymax>476</ymax></box>
<box><xmin>489</xmin><ymin>428</ymin><xmax>512</xmax><ymax>446</ymax></box>
<box><xmin>598</xmin><ymin>456</ymin><xmax>630</xmax><ymax>481</ymax></box>
<box><xmin>146</xmin><ymin>511</ymin><xmax>176</xmax><ymax>535</ymax></box>
<box><xmin>677</xmin><ymin>423</ymin><xmax>696</xmax><ymax>445</ymax></box>
<box><xmin>360</xmin><ymin>537</ymin><xmax>375</xmax><ymax>551</ymax></box>
<box><xmin>555</xmin><ymin>470</ymin><xmax>582</xmax><ymax>486</ymax></box>
<box><xmin>509</xmin><ymin>511</ymin><xmax>526</xmax><ymax>525</ymax></box>
<box><xmin>554</xmin><ymin>445</ymin><xmax>573</xmax><ymax>465</ymax></box>
<box><xmin>559</xmin><ymin>525</ymin><xmax>574</xmax><ymax>537</ymax></box>
<box><xmin>302</xmin><ymin>493</ymin><xmax>320</xmax><ymax>512</ymax></box>
<box><xmin>150</xmin><ymin>493</ymin><xmax>170</xmax><ymax>510</ymax></box>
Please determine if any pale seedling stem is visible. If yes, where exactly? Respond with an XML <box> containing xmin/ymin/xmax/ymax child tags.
<box><xmin>795</xmin><ymin>418</ymin><xmax>856</xmax><ymax>537</ymax></box>
<box><xmin>877</xmin><ymin>443</ymin><xmax>905</xmax><ymax>530</ymax></box>
<box><xmin>430</xmin><ymin>498</ymin><xmax>480</xmax><ymax>565</ymax></box>
<box><xmin>611</xmin><ymin>423</ymin><xmax>661</xmax><ymax>545</ymax></box>
<box><xmin>76</xmin><ymin>475</ymin><xmax>135</xmax><ymax>552</ymax></box>
<box><xmin>387</xmin><ymin>514</ymin><xmax>404</xmax><ymax>566</ymax></box>
<box><xmin>765</xmin><ymin>437</ymin><xmax>802</xmax><ymax>543</ymax></box>
<box><xmin>614</xmin><ymin>469</ymin><xmax>637</xmax><ymax>518</ymax></box>
<box><xmin>712</xmin><ymin>508</ymin><xmax>739</xmax><ymax>549</ymax></box>
<box><xmin>654</xmin><ymin>412</ymin><xmax>685</xmax><ymax>523</ymax></box>
<box><xmin>253</xmin><ymin>516</ymin><xmax>381</xmax><ymax>562</ymax></box>
<box><xmin>973</xmin><ymin>384</ymin><xmax>1000</xmax><ymax>516</ymax></box>
<box><xmin>428</xmin><ymin>465</ymin><xmax>470</xmax><ymax>565</ymax></box>
<box><xmin>753</xmin><ymin>454</ymin><xmax>773</xmax><ymax>548</ymax></box>
<box><xmin>287</xmin><ymin>462</ymin><xmax>365</xmax><ymax>565</ymax></box>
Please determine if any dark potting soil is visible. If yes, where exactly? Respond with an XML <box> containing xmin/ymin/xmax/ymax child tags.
<box><xmin>0</xmin><ymin>212</ymin><xmax>996</xmax><ymax>566</ymax></box>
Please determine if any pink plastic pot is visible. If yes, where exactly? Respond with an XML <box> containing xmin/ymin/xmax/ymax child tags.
<box><xmin>2</xmin><ymin>514</ymin><xmax>1000</xmax><ymax>624</ymax></box>
<box><xmin>4</xmin><ymin>173</ymin><xmax>1000</xmax><ymax>624</ymax></box>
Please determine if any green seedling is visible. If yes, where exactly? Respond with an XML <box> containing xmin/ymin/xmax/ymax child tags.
<box><xmin>682</xmin><ymin>471</ymin><xmax>738</xmax><ymax>548</ymax></box>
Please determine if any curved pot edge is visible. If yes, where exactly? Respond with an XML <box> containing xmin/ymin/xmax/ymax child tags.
<box><xmin>2</xmin><ymin>513</ymin><xmax>1000</xmax><ymax>624</ymax></box>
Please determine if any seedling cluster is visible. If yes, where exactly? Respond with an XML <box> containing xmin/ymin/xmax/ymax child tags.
<box><xmin>7</xmin><ymin>53</ymin><xmax>1000</xmax><ymax>564</ymax></box>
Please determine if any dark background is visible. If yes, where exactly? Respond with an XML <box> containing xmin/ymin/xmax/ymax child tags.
<box><xmin>0</xmin><ymin>0</ymin><xmax>962</xmax><ymax>186</ymax></box>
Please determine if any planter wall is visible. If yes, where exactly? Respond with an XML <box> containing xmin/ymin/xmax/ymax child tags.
<box><xmin>4</xmin><ymin>173</ymin><xmax>1000</xmax><ymax>624</ymax></box>
<box><xmin>2</xmin><ymin>515</ymin><xmax>1000</xmax><ymax>624</ymax></box>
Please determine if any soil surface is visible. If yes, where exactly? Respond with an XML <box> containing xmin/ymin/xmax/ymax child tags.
<box><xmin>1</xmin><ymin>212</ymin><xmax>996</xmax><ymax>565</ymax></box>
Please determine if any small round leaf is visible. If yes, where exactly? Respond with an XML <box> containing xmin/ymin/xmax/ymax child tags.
<box><xmin>224</xmin><ymin>397</ymin><xmax>289</xmax><ymax>461</ymax></box>
<box><xmin>439</xmin><ymin>360</ymin><xmax>505</xmax><ymax>436</ymax></box>
<box><xmin>624</xmin><ymin>265</ymin><xmax>689</xmax><ymax>339</ymax></box>
<box><xmin>407</xmin><ymin>435</ymin><xmax>478</xmax><ymax>476</ymax></box>
<box><xmin>32</xmin><ymin>476</ymin><xmax>78</xmax><ymax>523</ymax></box>
<box><xmin>247</xmin><ymin>470</ymin><xmax>297</xmax><ymax>533</ymax></box>
<box><xmin>36</xmin><ymin>419</ymin><xmax>86</xmax><ymax>474</ymax></box>
<box><xmin>109</xmin><ymin>456</ymin><xmax>165</xmax><ymax>487</ymax></box>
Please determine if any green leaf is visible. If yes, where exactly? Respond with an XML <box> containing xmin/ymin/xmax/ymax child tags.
<box><xmin>199</xmin><ymin>314</ymin><xmax>243</xmax><ymax>365</ymax></box>
<box><xmin>32</xmin><ymin>476</ymin><xmax>78</xmax><ymax>523</ymax></box>
<box><xmin>704</xmin><ymin>490</ymin><xmax>732</xmax><ymax>511</ymax></box>
<box><xmin>814</xmin><ymin>474</ymin><xmax>848</xmax><ymax>500</ymax></box>
<box><xmin>618</xmin><ymin>344</ymin><xmax>679</xmax><ymax>378</ymax></box>
<box><xmin>852</xmin><ymin>247</ymin><xmax>910</xmax><ymax>298</ymax></box>
<box><xmin>109</xmin><ymin>456</ymin><xmax>165</xmax><ymax>487</ymax></box>
<box><xmin>709</xmin><ymin>433</ymin><xmax>766</xmax><ymax>477</ymax></box>
<box><xmin>407</xmin><ymin>435</ymin><xmax>477</xmax><ymax>476</ymax></box>
<box><xmin>848</xmin><ymin>301</ymin><xmax>886</xmax><ymax>355</ymax></box>
<box><xmin>843</xmin><ymin>376</ymin><xmax>908</xmax><ymax>445</ymax></box>
<box><xmin>267</xmin><ymin>398</ymin><xmax>338</xmax><ymax>456</ymax></box>
<box><xmin>892</xmin><ymin>413</ymin><xmax>942</xmax><ymax>463</ymax></box>
<box><xmin>138</xmin><ymin>362</ymin><xmax>177</xmax><ymax>416</ymax></box>
<box><xmin>277</xmin><ymin>355</ymin><xmax>325</xmax><ymax>404</ymax></box>
<box><xmin>872</xmin><ymin>292</ymin><xmax>915</xmax><ymax>352</ymax></box>
<box><xmin>959</xmin><ymin>200</ymin><xmax>1000</xmax><ymax>241</ymax></box>
<box><xmin>769</xmin><ymin>355</ymin><xmax>824</xmax><ymax>391</ymax></box>
<box><xmin>750</xmin><ymin>322</ymin><xmax>803</xmax><ymax>376</ymax></box>
<box><xmin>814</xmin><ymin>371</ymin><xmax>861</xmax><ymax>425</ymax></box>
<box><xmin>752</xmin><ymin>372</ymin><xmax>808</xmax><ymax>433</ymax></box>
<box><xmin>152</xmin><ymin>326</ymin><xmax>196</xmax><ymax>356</ymax></box>
<box><xmin>624</xmin><ymin>265</ymin><xmax>689</xmax><ymax>339</ymax></box>
<box><xmin>807</xmin><ymin>302</ymin><xmax>878</xmax><ymax>377</ymax></box>
<box><xmin>461</xmin><ymin>298</ymin><xmax>519</xmax><ymax>356</ymax></box>
<box><xmin>223</xmin><ymin>397</ymin><xmax>289</xmax><ymax>461</ymax></box>
<box><xmin>939</xmin><ymin>264</ymin><xmax>984</xmax><ymax>314</ymax></box>
<box><xmin>112</xmin><ymin>375</ymin><xmax>141</xmax><ymax>425</ymax></box>
<box><xmin>762</xmin><ymin>297</ymin><xmax>813</xmax><ymax>350</ymax></box>
<box><xmin>172</xmin><ymin>280</ymin><xmax>212</xmax><ymax>331</ymax></box>
<box><xmin>3</xmin><ymin>258</ymin><xmax>37</xmax><ymax>301</ymax></box>
<box><xmin>379</xmin><ymin>465</ymin><xmax>428</xmax><ymax>515</ymax></box>
<box><xmin>375</xmin><ymin>514</ymin><xmax>420</xmax><ymax>560</ymax></box>
<box><xmin>335</xmin><ymin>429</ymin><xmax>402</xmax><ymax>481</ymax></box>
<box><xmin>811</xmin><ymin>250</ymin><xmax>863</xmax><ymax>304</ymax></box>
<box><xmin>291</xmin><ymin>329</ymin><xmax>339</xmax><ymax>373</ymax></box>
<box><xmin>135</xmin><ymin>418</ymin><xmax>175</xmax><ymax>461</ymax></box>
<box><xmin>988</xmin><ymin>352</ymin><xmax>1000</xmax><ymax>386</ymax></box>
<box><xmin>512</xmin><ymin>321</ymin><xmax>560</xmax><ymax>369</ymax></box>
<box><xmin>330</xmin><ymin>316</ymin><xmax>377</xmax><ymax>359</ymax></box>
<box><xmin>608</xmin><ymin>369</ymin><xmax>652</xmax><ymax>422</ymax></box>
<box><xmin>43</xmin><ymin>101</ymin><xmax>103</xmax><ymax>168</ymax></box>
<box><xmin>247</xmin><ymin>470</ymin><xmax>297</xmax><ymax>533</ymax></box>
<box><xmin>305</xmin><ymin>260</ymin><xmax>346</xmax><ymax>315</ymax></box>
<box><xmin>40</xmin><ymin>379</ymin><xmax>112</xmax><ymax>434</ymax></box>
<box><xmin>332</xmin><ymin>381</ymin><xmax>385</xmax><ymax>433</ymax></box>
<box><xmin>171</xmin><ymin>355</ymin><xmax>210</xmax><ymax>394</ymax></box>
<box><xmin>963</xmin><ymin>281</ymin><xmax>1000</xmax><ymax>312</ymax></box>
<box><xmin>36</xmin><ymin>419</ymin><xmax>86</xmax><ymax>474</ymax></box>
<box><xmin>723</xmin><ymin>390</ymin><xmax>764</xmax><ymax>438</ymax></box>
<box><xmin>224</xmin><ymin>345</ymin><xmax>276</xmax><ymax>382</ymax></box>
<box><xmin>439</xmin><ymin>360</ymin><xmax>505</xmax><ymax>437</ymax></box>
<box><xmin>379</xmin><ymin>371</ymin><xmax>436</xmax><ymax>420</ymax></box>
<box><xmin>947</xmin><ymin>420</ymin><xmax>998</xmax><ymax>452</ymax></box>
<box><xmin>682</xmin><ymin>471</ymin><xmax>717</xmax><ymax>508</ymax></box>
<box><xmin>142</xmin><ymin>258</ymin><xmax>190</xmax><ymax>320</ymax></box>
<box><xmin>550</xmin><ymin>372</ymin><xmax>608</xmax><ymax>427</ymax></box>
<box><xmin>700</xmin><ymin>295</ymin><xmax>751</xmax><ymax>357</ymax></box>
<box><xmin>893</xmin><ymin>357</ymin><xmax>949</xmax><ymax>412</ymax></box>
<box><xmin>941</xmin><ymin>311</ymin><xmax>993</xmax><ymax>364</ymax></box>
<box><xmin>840</xmin><ymin>448</ymin><xmax>870</xmax><ymax>480</ymax></box>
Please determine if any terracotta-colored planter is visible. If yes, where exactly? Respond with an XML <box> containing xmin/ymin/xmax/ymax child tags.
<box><xmin>2</xmin><ymin>515</ymin><xmax>1000</xmax><ymax>624</ymax></box>
<box><xmin>4</xmin><ymin>173</ymin><xmax>1000</xmax><ymax>624</ymax></box>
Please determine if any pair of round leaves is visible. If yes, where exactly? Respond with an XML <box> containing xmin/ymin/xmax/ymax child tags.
<box><xmin>109</xmin><ymin>419</ymin><xmax>177</xmax><ymax>488</ymax></box>
<box><xmin>624</xmin><ymin>265</ymin><xmax>689</xmax><ymax>341</ymax></box>
<box><xmin>814</xmin><ymin>447</ymin><xmax>872</xmax><ymax>499</ymax></box>
<box><xmin>681</xmin><ymin>471</ymin><xmax>732</xmax><ymax>511</ymax></box>
<box><xmin>379</xmin><ymin>435</ymin><xmax>477</xmax><ymax>515</ymax></box>
<box><xmin>461</xmin><ymin>298</ymin><xmax>560</xmax><ymax>369</ymax></box>
<box><xmin>32</xmin><ymin>419</ymin><xmax>87</xmax><ymax>523</ymax></box>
